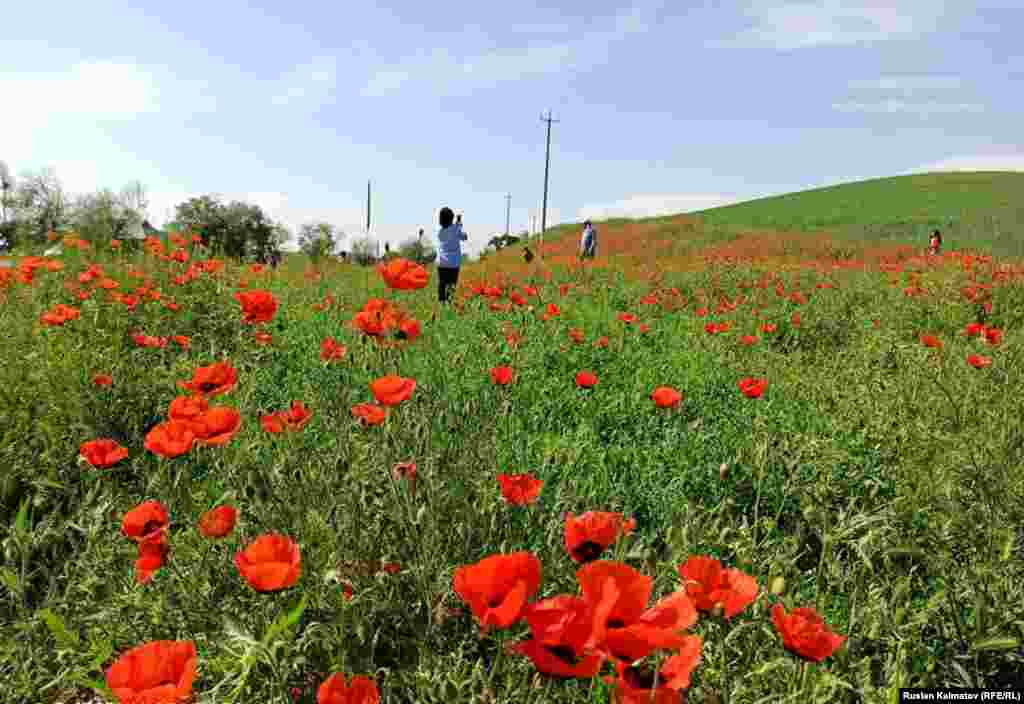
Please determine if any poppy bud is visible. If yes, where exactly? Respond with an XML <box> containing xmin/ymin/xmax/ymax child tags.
<box><xmin>770</xmin><ymin>576</ymin><xmax>787</xmax><ymax>596</ymax></box>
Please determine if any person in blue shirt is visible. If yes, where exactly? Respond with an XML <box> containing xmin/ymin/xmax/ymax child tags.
<box><xmin>436</xmin><ymin>206</ymin><xmax>468</xmax><ymax>302</ymax></box>
<box><xmin>579</xmin><ymin>220</ymin><xmax>597</xmax><ymax>259</ymax></box>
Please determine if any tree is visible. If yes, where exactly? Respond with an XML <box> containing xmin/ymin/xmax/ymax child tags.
<box><xmin>350</xmin><ymin>237</ymin><xmax>378</xmax><ymax>266</ymax></box>
<box><xmin>172</xmin><ymin>195</ymin><xmax>277</xmax><ymax>261</ymax></box>
<box><xmin>12</xmin><ymin>167</ymin><xmax>68</xmax><ymax>243</ymax></box>
<box><xmin>297</xmin><ymin>222</ymin><xmax>343</xmax><ymax>265</ymax></box>
<box><xmin>71</xmin><ymin>185</ymin><xmax>147</xmax><ymax>244</ymax></box>
<box><xmin>396</xmin><ymin>236</ymin><xmax>437</xmax><ymax>264</ymax></box>
<box><xmin>0</xmin><ymin>160</ymin><xmax>13</xmax><ymax>224</ymax></box>
<box><xmin>0</xmin><ymin>161</ymin><xmax>15</xmax><ymax>248</ymax></box>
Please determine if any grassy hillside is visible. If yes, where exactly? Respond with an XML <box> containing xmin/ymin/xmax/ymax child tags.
<box><xmin>526</xmin><ymin>172</ymin><xmax>1024</xmax><ymax>260</ymax></box>
<box><xmin>694</xmin><ymin>171</ymin><xmax>1024</xmax><ymax>255</ymax></box>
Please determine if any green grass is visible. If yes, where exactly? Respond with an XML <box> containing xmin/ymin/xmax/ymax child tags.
<box><xmin>2</xmin><ymin>199</ymin><xmax>1024</xmax><ymax>703</ymax></box>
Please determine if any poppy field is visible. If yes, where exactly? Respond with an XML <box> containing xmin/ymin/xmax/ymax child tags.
<box><xmin>2</xmin><ymin>190</ymin><xmax>1024</xmax><ymax>703</ymax></box>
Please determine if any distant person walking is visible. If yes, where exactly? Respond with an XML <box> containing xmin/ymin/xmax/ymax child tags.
<box><xmin>579</xmin><ymin>220</ymin><xmax>597</xmax><ymax>259</ymax></box>
<box><xmin>928</xmin><ymin>229</ymin><xmax>942</xmax><ymax>256</ymax></box>
<box><xmin>436</xmin><ymin>207</ymin><xmax>468</xmax><ymax>303</ymax></box>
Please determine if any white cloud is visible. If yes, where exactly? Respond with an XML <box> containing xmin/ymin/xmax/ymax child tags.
<box><xmin>577</xmin><ymin>193</ymin><xmax>741</xmax><ymax>220</ymax></box>
<box><xmin>717</xmin><ymin>1</ymin><xmax>947</xmax><ymax>49</ymax></box>
<box><xmin>362</xmin><ymin>3</ymin><xmax>656</xmax><ymax>97</ymax></box>
<box><xmin>833</xmin><ymin>100</ymin><xmax>984</xmax><ymax>115</ymax></box>
<box><xmin>834</xmin><ymin>72</ymin><xmax>984</xmax><ymax>117</ymax></box>
<box><xmin>910</xmin><ymin>154</ymin><xmax>1024</xmax><ymax>173</ymax></box>
<box><xmin>0</xmin><ymin>62</ymin><xmax>161</xmax><ymax>120</ymax></box>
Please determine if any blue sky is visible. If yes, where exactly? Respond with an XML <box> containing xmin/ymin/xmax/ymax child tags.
<box><xmin>2</xmin><ymin>0</ymin><xmax>1023</xmax><ymax>254</ymax></box>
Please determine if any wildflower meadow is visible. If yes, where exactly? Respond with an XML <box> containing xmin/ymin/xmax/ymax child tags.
<box><xmin>2</xmin><ymin>180</ymin><xmax>1023</xmax><ymax>703</ymax></box>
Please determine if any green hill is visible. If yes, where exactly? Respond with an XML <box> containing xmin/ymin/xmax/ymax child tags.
<box><xmin>694</xmin><ymin>171</ymin><xmax>1024</xmax><ymax>256</ymax></box>
<box><xmin>532</xmin><ymin>172</ymin><xmax>1024</xmax><ymax>258</ymax></box>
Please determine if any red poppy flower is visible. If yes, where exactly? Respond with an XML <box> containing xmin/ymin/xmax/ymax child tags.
<box><xmin>199</xmin><ymin>505</ymin><xmax>238</xmax><ymax>539</ymax></box>
<box><xmin>453</xmin><ymin>551</ymin><xmax>542</xmax><ymax>632</ymax></box>
<box><xmin>93</xmin><ymin>374</ymin><xmax>113</xmax><ymax>387</ymax></box>
<box><xmin>678</xmin><ymin>556</ymin><xmax>759</xmax><ymax>618</ymax></box>
<box><xmin>577</xmin><ymin>561</ymin><xmax>695</xmax><ymax>664</ymax></box>
<box><xmin>135</xmin><ymin>535</ymin><xmax>169</xmax><ymax>584</ymax></box>
<box><xmin>80</xmin><ymin>439</ymin><xmax>128</xmax><ymax>469</ymax></box>
<box><xmin>651</xmin><ymin>387</ymin><xmax>682</xmax><ymax>409</ymax></box>
<box><xmin>618</xmin><ymin>312</ymin><xmax>637</xmax><ymax>324</ymax></box>
<box><xmin>761</xmin><ymin>323</ymin><xmax>777</xmax><ymax>333</ymax></box>
<box><xmin>514</xmin><ymin>596</ymin><xmax>606</xmax><ymax>678</ymax></box>
<box><xmin>771</xmin><ymin>604</ymin><xmax>847</xmax><ymax>662</ymax></box>
<box><xmin>575</xmin><ymin>371</ymin><xmax>598</xmax><ymax>389</ymax></box>
<box><xmin>235</xmin><ymin>289</ymin><xmax>279</xmax><ymax>324</ymax></box>
<box><xmin>391</xmin><ymin>462</ymin><xmax>417</xmax><ymax>495</ymax></box>
<box><xmin>967</xmin><ymin>354</ymin><xmax>992</xmax><ymax>369</ymax></box>
<box><xmin>378</xmin><ymin>258</ymin><xmax>429</xmax><ymax>290</ymax></box>
<box><xmin>568</xmin><ymin>328</ymin><xmax>585</xmax><ymax>344</ymax></box>
<box><xmin>564</xmin><ymin>511</ymin><xmax>636</xmax><ymax>563</ymax></box>
<box><xmin>261</xmin><ymin>413</ymin><xmax>287</xmax><ymax>434</ymax></box>
<box><xmin>254</xmin><ymin>331</ymin><xmax>273</xmax><ymax>345</ymax></box>
<box><xmin>497</xmin><ymin>473</ymin><xmax>544</xmax><ymax>505</ymax></box>
<box><xmin>490</xmin><ymin>366</ymin><xmax>514</xmax><ymax>386</ymax></box>
<box><xmin>282</xmin><ymin>401</ymin><xmax>313</xmax><ymax>429</ymax></box>
<box><xmin>40</xmin><ymin>303</ymin><xmax>81</xmax><ymax>326</ymax></box>
<box><xmin>397</xmin><ymin>317</ymin><xmax>421</xmax><ymax>341</ymax></box>
<box><xmin>984</xmin><ymin>327</ymin><xmax>1004</xmax><ymax>345</ymax></box>
<box><xmin>178</xmin><ymin>361</ymin><xmax>238</xmax><ymax>397</ymax></box>
<box><xmin>595</xmin><ymin>336</ymin><xmax>610</xmax><ymax>349</ymax></box>
<box><xmin>543</xmin><ymin>303</ymin><xmax>561</xmax><ymax>320</ymax></box>
<box><xmin>351</xmin><ymin>403</ymin><xmax>387</xmax><ymax>426</ymax></box>
<box><xmin>122</xmin><ymin>500</ymin><xmax>169</xmax><ymax>543</ymax></box>
<box><xmin>318</xmin><ymin>673</ymin><xmax>381</xmax><ymax>704</ymax></box>
<box><xmin>738</xmin><ymin>377</ymin><xmax>768</xmax><ymax>399</ymax></box>
<box><xmin>144</xmin><ymin>420</ymin><xmax>196</xmax><ymax>459</ymax></box>
<box><xmin>173</xmin><ymin>335</ymin><xmax>191</xmax><ymax>348</ymax></box>
<box><xmin>235</xmin><ymin>534</ymin><xmax>301</xmax><ymax>592</ymax></box>
<box><xmin>106</xmin><ymin>640</ymin><xmax>197</xmax><ymax>704</ymax></box>
<box><xmin>193</xmin><ymin>407</ymin><xmax>242</xmax><ymax>446</ymax></box>
<box><xmin>607</xmin><ymin>635</ymin><xmax>703</xmax><ymax>703</ymax></box>
<box><xmin>321</xmin><ymin>337</ymin><xmax>348</xmax><ymax>361</ymax></box>
<box><xmin>168</xmin><ymin>395</ymin><xmax>210</xmax><ymax>430</ymax></box>
<box><xmin>370</xmin><ymin>375</ymin><xmax>416</xmax><ymax>406</ymax></box>
<box><xmin>920</xmin><ymin>334</ymin><xmax>943</xmax><ymax>349</ymax></box>
<box><xmin>740</xmin><ymin>335</ymin><xmax>759</xmax><ymax>346</ymax></box>
<box><xmin>965</xmin><ymin>322</ymin><xmax>985</xmax><ymax>337</ymax></box>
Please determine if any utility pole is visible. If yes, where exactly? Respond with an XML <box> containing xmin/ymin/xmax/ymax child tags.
<box><xmin>505</xmin><ymin>193</ymin><xmax>511</xmax><ymax>237</ymax></box>
<box><xmin>366</xmin><ymin>180</ymin><xmax>371</xmax><ymax>235</ymax></box>
<box><xmin>540</xmin><ymin>110</ymin><xmax>559</xmax><ymax>248</ymax></box>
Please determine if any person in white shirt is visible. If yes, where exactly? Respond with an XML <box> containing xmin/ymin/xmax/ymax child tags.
<box><xmin>579</xmin><ymin>220</ymin><xmax>597</xmax><ymax>259</ymax></box>
<box><xmin>436</xmin><ymin>207</ymin><xmax>468</xmax><ymax>302</ymax></box>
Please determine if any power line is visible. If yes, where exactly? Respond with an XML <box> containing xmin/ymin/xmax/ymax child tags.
<box><xmin>540</xmin><ymin>110</ymin><xmax>559</xmax><ymax>249</ymax></box>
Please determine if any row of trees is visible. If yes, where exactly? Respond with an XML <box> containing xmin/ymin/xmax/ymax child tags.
<box><xmin>0</xmin><ymin>160</ymin><xmax>441</xmax><ymax>266</ymax></box>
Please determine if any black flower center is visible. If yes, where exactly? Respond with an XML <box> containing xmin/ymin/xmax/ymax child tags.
<box><xmin>573</xmin><ymin>541</ymin><xmax>605</xmax><ymax>564</ymax></box>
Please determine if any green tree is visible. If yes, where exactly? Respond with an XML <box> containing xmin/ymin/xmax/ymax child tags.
<box><xmin>71</xmin><ymin>183</ymin><xmax>148</xmax><ymax>244</ymax></box>
<box><xmin>11</xmin><ymin>167</ymin><xmax>68</xmax><ymax>244</ymax></box>
<box><xmin>396</xmin><ymin>236</ymin><xmax>437</xmax><ymax>264</ymax></box>
<box><xmin>350</xmin><ymin>236</ymin><xmax>378</xmax><ymax>266</ymax></box>
<box><xmin>172</xmin><ymin>195</ymin><xmax>277</xmax><ymax>261</ymax></box>
<box><xmin>297</xmin><ymin>222</ymin><xmax>343</xmax><ymax>266</ymax></box>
